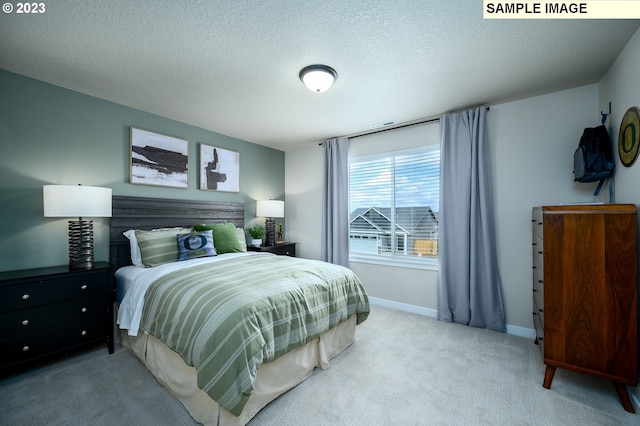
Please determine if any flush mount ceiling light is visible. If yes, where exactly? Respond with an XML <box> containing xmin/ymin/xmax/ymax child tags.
<box><xmin>299</xmin><ymin>64</ymin><xmax>337</xmax><ymax>93</ymax></box>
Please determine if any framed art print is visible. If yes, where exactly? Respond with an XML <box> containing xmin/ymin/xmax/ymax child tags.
<box><xmin>199</xmin><ymin>143</ymin><xmax>240</xmax><ymax>192</ymax></box>
<box><xmin>130</xmin><ymin>127</ymin><xmax>188</xmax><ymax>188</ymax></box>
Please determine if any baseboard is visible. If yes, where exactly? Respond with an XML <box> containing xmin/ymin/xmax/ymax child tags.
<box><xmin>368</xmin><ymin>297</ymin><xmax>536</xmax><ymax>339</ymax></box>
<box><xmin>369</xmin><ymin>297</ymin><xmax>438</xmax><ymax>318</ymax></box>
<box><xmin>505</xmin><ymin>324</ymin><xmax>536</xmax><ymax>339</ymax></box>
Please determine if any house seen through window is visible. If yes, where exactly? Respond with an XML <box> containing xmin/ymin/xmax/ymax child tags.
<box><xmin>349</xmin><ymin>145</ymin><xmax>439</xmax><ymax>267</ymax></box>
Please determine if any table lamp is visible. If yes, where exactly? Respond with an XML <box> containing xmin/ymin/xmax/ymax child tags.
<box><xmin>43</xmin><ymin>185</ymin><xmax>112</xmax><ymax>269</ymax></box>
<box><xmin>256</xmin><ymin>200</ymin><xmax>284</xmax><ymax>246</ymax></box>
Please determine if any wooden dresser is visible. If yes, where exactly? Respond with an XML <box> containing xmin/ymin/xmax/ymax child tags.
<box><xmin>532</xmin><ymin>204</ymin><xmax>638</xmax><ymax>412</ymax></box>
<box><xmin>0</xmin><ymin>262</ymin><xmax>114</xmax><ymax>374</ymax></box>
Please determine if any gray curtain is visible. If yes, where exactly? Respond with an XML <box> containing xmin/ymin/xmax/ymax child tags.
<box><xmin>321</xmin><ymin>137</ymin><xmax>349</xmax><ymax>266</ymax></box>
<box><xmin>437</xmin><ymin>107</ymin><xmax>506</xmax><ymax>332</ymax></box>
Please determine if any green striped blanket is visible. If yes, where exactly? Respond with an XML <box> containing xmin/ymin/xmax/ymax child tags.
<box><xmin>140</xmin><ymin>253</ymin><xmax>369</xmax><ymax>416</ymax></box>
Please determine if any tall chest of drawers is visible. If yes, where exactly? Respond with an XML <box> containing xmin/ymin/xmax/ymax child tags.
<box><xmin>0</xmin><ymin>262</ymin><xmax>114</xmax><ymax>373</ymax></box>
<box><xmin>532</xmin><ymin>204</ymin><xmax>638</xmax><ymax>413</ymax></box>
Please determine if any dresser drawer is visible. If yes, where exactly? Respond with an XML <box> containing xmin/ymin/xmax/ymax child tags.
<box><xmin>269</xmin><ymin>244</ymin><xmax>296</xmax><ymax>256</ymax></box>
<box><xmin>247</xmin><ymin>243</ymin><xmax>297</xmax><ymax>257</ymax></box>
<box><xmin>532</xmin><ymin>208</ymin><xmax>543</xmax><ymax>239</ymax></box>
<box><xmin>0</xmin><ymin>296</ymin><xmax>107</xmax><ymax>340</ymax></box>
<box><xmin>532</xmin><ymin>232</ymin><xmax>543</xmax><ymax>259</ymax></box>
<box><xmin>533</xmin><ymin>286</ymin><xmax>544</xmax><ymax>328</ymax></box>
<box><xmin>532</xmin><ymin>259</ymin><xmax>544</xmax><ymax>311</ymax></box>
<box><xmin>532</xmin><ymin>301</ymin><xmax>544</xmax><ymax>357</ymax></box>
<box><xmin>0</xmin><ymin>271</ymin><xmax>108</xmax><ymax>313</ymax></box>
<box><xmin>0</xmin><ymin>317</ymin><xmax>107</xmax><ymax>367</ymax></box>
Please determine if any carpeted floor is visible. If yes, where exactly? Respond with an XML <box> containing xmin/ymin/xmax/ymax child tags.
<box><xmin>0</xmin><ymin>305</ymin><xmax>637</xmax><ymax>425</ymax></box>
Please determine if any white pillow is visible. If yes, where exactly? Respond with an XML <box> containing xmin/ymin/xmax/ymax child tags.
<box><xmin>123</xmin><ymin>229</ymin><xmax>143</xmax><ymax>267</ymax></box>
<box><xmin>236</xmin><ymin>227</ymin><xmax>247</xmax><ymax>252</ymax></box>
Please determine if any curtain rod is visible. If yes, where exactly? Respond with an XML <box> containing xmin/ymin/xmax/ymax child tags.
<box><xmin>349</xmin><ymin>117</ymin><xmax>440</xmax><ymax>140</ymax></box>
<box><xmin>318</xmin><ymin>117</ymin><xmax>439</xmax><ymax>145</ymax></box>
<box><xmin>319</xmin><ymin>106</ymin><xmax>490</xmax><ymax>145</ymax></box>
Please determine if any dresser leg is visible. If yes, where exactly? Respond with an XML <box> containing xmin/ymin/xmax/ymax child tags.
<box><xmin>613</xmin><ymin>382</ymin><xmax>635</xmax><ymax>413</ymax></box>
<box><xmin>542</xmin><ymin>365</ymin><xmax>556</xmax><ymax>389</ymax></box>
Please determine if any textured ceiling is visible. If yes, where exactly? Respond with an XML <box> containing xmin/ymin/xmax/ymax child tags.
<box><xmin>1</xmin><ymin>1</ymin><xmax>638</xmax><ymax>151</ymax></box>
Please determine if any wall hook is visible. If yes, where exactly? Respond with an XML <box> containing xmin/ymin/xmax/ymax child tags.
<box><xmin>601</xmin><ymin>101</ymin><xmax>611</xmax><ymax>124</ymax></box>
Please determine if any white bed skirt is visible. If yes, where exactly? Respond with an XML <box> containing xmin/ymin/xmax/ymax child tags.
<box><xmin>121</xmin><ymin>315</ymin><xmax>357</xmax><ymax>426</ymax></box>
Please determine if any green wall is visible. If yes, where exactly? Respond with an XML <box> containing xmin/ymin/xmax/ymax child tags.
<box><xmin>0</xmin><ymin>70</ymin><xmax>285</xmax><ymax>271</ymax></box>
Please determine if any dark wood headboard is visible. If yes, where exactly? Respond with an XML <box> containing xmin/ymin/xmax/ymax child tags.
<box><xmin>109</xmin><ymin>196</ymin><xmax>245</xmax><ymax>270</ymax></box>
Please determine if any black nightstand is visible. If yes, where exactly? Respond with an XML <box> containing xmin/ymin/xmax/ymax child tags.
<box><xmin>0</xmin><ymin>262</ymin><xmax>114</xmax><ymax>374</ymax></box>
<box><xmin>247</xmin><ymin>242</ymin><xmax>297</xmax><ymax>257</ymax></box>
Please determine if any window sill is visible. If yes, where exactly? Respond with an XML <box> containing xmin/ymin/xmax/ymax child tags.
<box><xmin>348</xmin><ymin>254</ymin><xmax>439</xmax><ymax>271</ymax></box>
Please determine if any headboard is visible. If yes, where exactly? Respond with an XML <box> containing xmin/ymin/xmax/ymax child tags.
<box><xmin>109</xmin><ymin>196</ymin><xmax>245</xmax><ymax>270</ymax></box>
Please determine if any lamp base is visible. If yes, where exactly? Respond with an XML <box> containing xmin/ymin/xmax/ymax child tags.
<box><xmin>264</xmin><ymin>218</ymin><xmax>276</xmax><ymax>247</ymax></box>
<box><xmin>68</xmin><ymin>220</ymin><xmax>95</xmax><ymax>269</ymax></box>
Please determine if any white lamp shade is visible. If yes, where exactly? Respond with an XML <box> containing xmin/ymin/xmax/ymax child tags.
<box><xmin>43</xmin><ymin>185</ymin><xmax>112</xmax><ymax>218</ymax></box>
<box><xmin>256</xmin><ymin>200</ymin><xmax>284</xmax><ymax>218</ymax></box>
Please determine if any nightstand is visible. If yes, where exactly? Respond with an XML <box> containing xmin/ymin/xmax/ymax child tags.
<box><xmin>0</xmin><ymin>262</ymin><xmax>114</xmax><ymax>374</ymax></box>
<box><xmin>247</xmin><ymin>242</ymin><xmax>297</xmax><ymax>257</ymax></box>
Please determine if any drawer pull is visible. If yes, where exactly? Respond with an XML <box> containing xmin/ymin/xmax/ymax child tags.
<box><xmin>81</xmin><ymin>307</ymin><xmax>88</xmax><ymax>313</ymax></box>
<box><xmin>80</xmin><ymin>284</ymin><xmax>88</xmax><ymax>290</ymax></box>
<box><xmin>21</xmin><ymin>294</ymin><xmax>30</xmax><ymax>300</ymax></box>
<box><xmin>21</xmin><ymin>319</ymin><xmax>29</xmax><ymax>326</ymax></box>
<box><xmin>81</xmin><ymin>330</ymin><xmax>87</xmax><ymax>336</ymax></box>
<box><xmin>22</xmin><ymin>346</ymin><xmax>30</xmax><ymax>352</ymax></box>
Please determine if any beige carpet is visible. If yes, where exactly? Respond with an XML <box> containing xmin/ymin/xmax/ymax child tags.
<box><xmin>0</xmin><ymin>305</ymin><xmax>637</xmax><ymax>425</ymax></box>
<box><xmin>250</xmin><ymin>306</ymin><xmax>638</xmax><ymax>425</ymax></box>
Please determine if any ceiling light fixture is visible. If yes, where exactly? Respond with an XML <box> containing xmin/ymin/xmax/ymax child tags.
<box><xmin>299</xmin><ymin>64</ymin><xmax>337</xmax><ymax>93</ymax></box>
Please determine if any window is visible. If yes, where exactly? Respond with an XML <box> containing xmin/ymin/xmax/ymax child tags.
<box><xmin>349</xmin><ymin>145</ymin><xmax>440</xmax><ymax>268</ymax></box>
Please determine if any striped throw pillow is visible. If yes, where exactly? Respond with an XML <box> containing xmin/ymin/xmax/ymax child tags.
<box><xmin>135</xmin><ymin>227</ymin><xmax>192</xmax><ymax>267</ymax></box>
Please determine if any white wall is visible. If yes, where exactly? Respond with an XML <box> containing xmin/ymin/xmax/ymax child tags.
<box><xmin>284</xmin><ymin>144</ymin><xmax>324</xmax><ymax>260</ymax></box>
<box><xmin>599</xmin><ymin>28</ymin><xmax>640</xmax><ymax>205</ymax></box>
<box><xmin>490</xmin><ymin>84</ymin><xmax>600</xmax><ymax>333</ymax></box>
<box><xmin>598</xmin><ymin>26</ymin><xmax>640</xmax><ymax>409</ymax></box>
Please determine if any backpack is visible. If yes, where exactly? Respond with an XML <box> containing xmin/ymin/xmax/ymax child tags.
<box><xmin>573</xmin><ymin>125</ymin><xmax>615</xmax><ymax>185</ymax></box>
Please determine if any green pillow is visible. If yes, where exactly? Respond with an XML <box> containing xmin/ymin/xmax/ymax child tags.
<box><xmin>135</xmin><ymin>227</ymin><xmax>192</xmax><ymax>267</ymax></box>
<box><xmin>194</xmin><ymin>222</ymin><xmax>244</xmax><ymax>254</ymax></box>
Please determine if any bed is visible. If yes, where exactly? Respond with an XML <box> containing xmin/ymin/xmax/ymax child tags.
<box><xmin>110</xmin><ymin>196</ymin><xmax>370</xmax><ymax>425</ymax></box>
